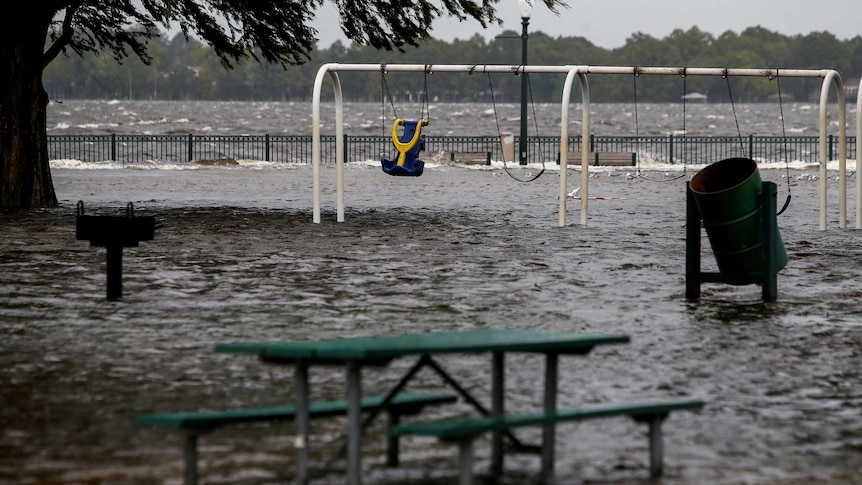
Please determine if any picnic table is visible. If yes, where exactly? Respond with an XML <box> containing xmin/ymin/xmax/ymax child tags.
<box><xmin>214</xmin><ymin>328</ymin><xmax>631</xmax><ymax>485</ymax></box>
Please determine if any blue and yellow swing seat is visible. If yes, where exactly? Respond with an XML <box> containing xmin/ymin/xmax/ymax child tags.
<box><xmin>381</xmin><ymin>118</ymin><xmax>428</xmax><ymax>176</ymax></box>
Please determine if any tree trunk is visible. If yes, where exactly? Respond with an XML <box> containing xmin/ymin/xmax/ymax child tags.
<box><xmin>0</xmin><ymin>12</ymin><xmax>57</xmax><ymax>208</ymax></box>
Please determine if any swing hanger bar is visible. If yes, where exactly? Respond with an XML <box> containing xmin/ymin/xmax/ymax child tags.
<box><xmin>329</xmin><ymin>63</ymin><xmax>839</xmax><ymax>79</ymax></box>
<box><xmin>322</xmin><ymin>63</ymin><xmax>580</xmax><ymax>75</ymax></box>
<box><xmin>576</xmin><ymin>65</ymin><xmax>837</xmax><ymax>79</ymax></box>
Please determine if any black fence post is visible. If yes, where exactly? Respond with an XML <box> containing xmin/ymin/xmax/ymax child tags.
<box><xmin>187</xmin><ymin>134</ymin><xmax>193</xmax><ymax>161</ymax></box>
<box><xmin>265</xmin><ymin>134</ymin><xmax>270</xmax><ymax>161</ymax></box>
<box><xmin>669</xmin><ymin>134</ymin><xmax>674</xmax><ymax>164</ymax></box>
<box><xmin>111</xmin><ymin>134</ymin><xmax>117</xmax><ymax>162</ymax></box>
<box><xmin>343</xmin><ymin>134</ymin><xmax>350</xmax><ymax>163</ymax></box>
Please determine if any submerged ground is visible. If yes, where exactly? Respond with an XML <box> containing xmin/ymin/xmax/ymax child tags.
<box><xmin>2</xmin><ymin>164</ymin><xmax>862</xmax><ymax>484</ymax></box>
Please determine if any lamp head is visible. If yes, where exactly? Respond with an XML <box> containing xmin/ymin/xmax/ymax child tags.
<box><xmin>519</xmin><ymin>0</ymin><xmax>533</xmax><ymax>19</ymax></box>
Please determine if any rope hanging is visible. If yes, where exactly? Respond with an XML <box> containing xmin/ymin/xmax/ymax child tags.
<box><xmin>633</xmin><ymin>67</ymin><xmax>687</xmax><ymax>182</ymax></box>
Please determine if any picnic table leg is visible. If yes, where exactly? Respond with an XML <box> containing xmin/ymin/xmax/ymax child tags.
<box><xmin>458</xmin><ymin>437</ymin><xmax>475</xmax><ymax>485</ymax></box>
<box><xmin>346</xmin><ymin>360</ymin><xmax>363</xmax><ymax>485</ymax></box>
<box><xmin>490</xmin><ymin>351</ymin><xmax>504</xmax><ymax>477</ymax></box>
<box><xmin>183</xmin><ymin>432</ymin><xmax>198</xmax><ymax>485</ymax></box>
<box><xmin>294</xmin><ymin>361</ymin><xmax>310</xmax><ymax>485</ymax></box>
<box><xmin>648</xmin><ymin>416</ymin><xmax>664</xmax><ymax>478</ymax></box>
<box><xmin>540</xmin><ymin>352</ymin><xmax>559</xmax><ymax>483</ymax></box>
<box><xmin>386</xmin><ymin>410</ymin><xmax>400</xmax><ymax>466</ymax></box>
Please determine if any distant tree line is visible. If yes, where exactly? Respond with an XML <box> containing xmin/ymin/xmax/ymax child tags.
<box><xmin>43</xmin><ymin>26</ymin><xmax>862</xmax><ymax>103</ymax></box>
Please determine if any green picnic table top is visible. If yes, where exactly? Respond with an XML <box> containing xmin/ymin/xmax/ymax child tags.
<box><xmin>214</xmin><ymin>328</ymin><xmax>630</xmax><ymax>363</ymax></box>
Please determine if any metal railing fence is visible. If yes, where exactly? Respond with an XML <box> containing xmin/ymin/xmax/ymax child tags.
<box><xmin>49</xmin><ymin>133</ymin><xmax>857</xmax><ymax>166</ymax></box>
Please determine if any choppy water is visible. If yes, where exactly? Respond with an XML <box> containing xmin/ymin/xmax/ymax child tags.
<box><xmin>46</xmin><ymin>99</ymin><xmax>857</xmax><ymax>137</ymax></box>
<box><xmin>2</xmin><ymin>100</ymin><xmax>862</xmax><ymax>484</ymax></box>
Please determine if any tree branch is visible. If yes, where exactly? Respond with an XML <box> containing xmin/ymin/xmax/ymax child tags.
<box><xmin>42</xmin><ymin>2</ymin><xmax>84</xmax><ymax>69</ymax></box>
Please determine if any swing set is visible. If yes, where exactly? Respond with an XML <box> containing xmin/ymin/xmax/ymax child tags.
<box><xmin>311</xmin><ymin>63</ymin><xmax>851</xmax><ymax>229</ymax></box>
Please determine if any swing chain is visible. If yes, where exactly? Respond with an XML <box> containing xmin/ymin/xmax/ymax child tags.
<box><xmin>382</xmin><ymin>64</ymin><xmax>431</xmax><ymax>124</ymax></box>
<box><xmin>381</xmin><ymin>65</ymin><xmax>402</xmax><ymax>118</ymax></box>
<box><xmin>487</xmin><ymin>72</ymin><xmax>544</xmax><ymax>183</ymax></box>
<box><xmin>632</xmin><ymin>67</ymin><xmax>687</xmax><ymax>182</ymax></box>
<box><xmin>680</xmin><ymin>68</ymin><xmax>687</xmax><ymax>137</ymax></box>
<box><xmin>632</xmin><ymin>68</ymin><xmax>641</xmax><ymax>174</ymax></box>
<box><xmin>772</xmin><ymin>68</ymin><xmax>793</xmax><ymax>215</ymax></box>
<box><xmin>526</xmin><ymin>72</ymin><xmax>549</xmax><ymax>167</ymax></box>
<box><xmin>681</xmin><ymin>68</ymin><xmax>688</xmax><ymax>173</ymax></box>
<box><xmin>724</xmin><ymin>68</ymin><xmax>747</xmax><ymax>158</ymax></box>
<box><xmin>422</xmin><ymin>65</ymin><xmax>431</xmax><ymax>122</ymax></box>
<box><xmin>380</xmin><ymin>65</ymin><xmax>399</xmax><ymax>157</ymax></box>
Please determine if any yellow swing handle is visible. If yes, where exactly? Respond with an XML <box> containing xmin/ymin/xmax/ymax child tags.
<box><xmin>391</xmin><ymin>118</ymin><xmax>429</xmax><ymax>166</ymax></box>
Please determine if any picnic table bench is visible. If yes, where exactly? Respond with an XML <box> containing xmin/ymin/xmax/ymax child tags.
<box><xmin>136</xmin><ymin>391</ymin><xmax>457</xmax><ymax>485</ymax></box>
<box><xmin>559</xmin><ymin>151</ymin><xmax>637</xmax><ymax>166</ymax></box>
<box><xmin>448</xmin><ymin>151</ymin><xmax>492</xmax><ymax>165</ymax></box>
<box><xmin>392</xmin><ymin>398</ymin><xmax>704</xmax><ymax>485</ymax></box>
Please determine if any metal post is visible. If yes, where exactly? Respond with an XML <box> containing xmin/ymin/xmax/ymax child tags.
<box><xmin>458</xmin><ymin>438</ymin><xmax>475</xmax><ymax>485</ymax></box>
<box><xmin>294</xmin><ymin>361</ymin><xmax>310</xmax><ymax>485</ymax></box>
<box><xmin>761</xmin><ymin>182</ymin><xmax>778</xmax><ymax>302</ymax></box>
<box><xmin>540</xmin><ymin>352</ymin><xmax>558</xmax><ymax>482</ymax></box>
<box><xmin>105</xmin><ymin>245</ymin><xmax>123</xmax><ymax>301</ymax></box>
<box><xmin>346</xmin><ymin>361</ymin><xmax>362</xmax><ymax>485</ymax></box>
<box><xmin>519</xmin><ymin>17</ymin><xmax>529</xmax><ymax>166</ymax></box>
<box><xmin>648</xmin><ymin>417</ymin><xmax>664</xmax><ymax>478</ymax></box>
<box><xmin>265</xmin><ymin>133</ymin><xmax>270</xmax><ymax>161</ymax></box>
<box><xmin>490</xmin><ymin>351</ymin><xmax>504</xmax><ymax>476</ymax></box>
<box><xmin>685</xmin><ymin>183</ymin><xmax>702</xmax><ymax>300</ymax></box>
<box><xmin>183</xmin><ymin>432</ymin><xmax>198</xmax><ymax>485</ymax></box>
<box><xmin>668</xmin><ymin>133</ymin><xmax>674</xmax><ymax>164</ymax></box>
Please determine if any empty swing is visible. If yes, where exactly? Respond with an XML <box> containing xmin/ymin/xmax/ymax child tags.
<box><xmin>380</xmin><ymin>66</ymin><xmax>430</xmax><ymax>177</ymax></box>
<box><xmin>486</xmin><ymin>69</ymin><xmax>547</xmax><ymax>182</ymax></box>
<box><xmin>632</xmin><ymin>67</ymin><xmax>688</xmax><ymax>182</ymax></box>
<box><xmin>723</xmin><ymin>69</ymin><xmax>793</xmax><ymax>214</ymax></box>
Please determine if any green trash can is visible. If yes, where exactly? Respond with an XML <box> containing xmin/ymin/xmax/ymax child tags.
<box><xmin>689</xmin><ymin>157</ymin><xmax>787</xmax><ymax>285</ymax></box>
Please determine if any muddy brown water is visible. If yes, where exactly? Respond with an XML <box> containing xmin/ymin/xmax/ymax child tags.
<box><xmin>2</xmin><ymin>164</ymin><xmax>862</xmax><ymax>484</ymax></box>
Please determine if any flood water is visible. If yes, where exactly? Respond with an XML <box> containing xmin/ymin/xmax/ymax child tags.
<box><xmin>4</xmin><ymin>159</ymin><xmax>862</xmax><ymax>484</ymax></box>
<box><xmin>2</xmin><ymin>99</ymin><xmax>862</xmax><ymax>484</ymax></box>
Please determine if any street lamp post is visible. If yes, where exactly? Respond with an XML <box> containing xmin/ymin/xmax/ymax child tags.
<box><xmin>518</xmin><ymin>0</ymin><xmax>532</xmax><ymax>165</ymax></box>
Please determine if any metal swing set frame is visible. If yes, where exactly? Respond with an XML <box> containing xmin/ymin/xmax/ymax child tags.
<box><xmin>311</xmin><ymin>63</ymin><xmax>859</xmax><ymax>230</ymax></box>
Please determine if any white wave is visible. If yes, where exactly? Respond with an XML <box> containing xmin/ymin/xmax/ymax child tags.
<box><xmin>50</xmin><ymin>157</ymin><xmax>312</xmax><ymax>171</ymax></box>
<box><xmin>50</xmin><ymin>159</ymin><xmax>204</xmax><ymax>170</ymax></box>
<box><xmin>135</xmin><ymin>118</ymin><xmax>170</xmax><ymax>126</ymax></box>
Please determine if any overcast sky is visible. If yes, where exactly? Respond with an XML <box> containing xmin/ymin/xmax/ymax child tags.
<box><xmin>311</xmin><ymin>0</ymin><xmax>859</xmax><ymax>50</ymax></box>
